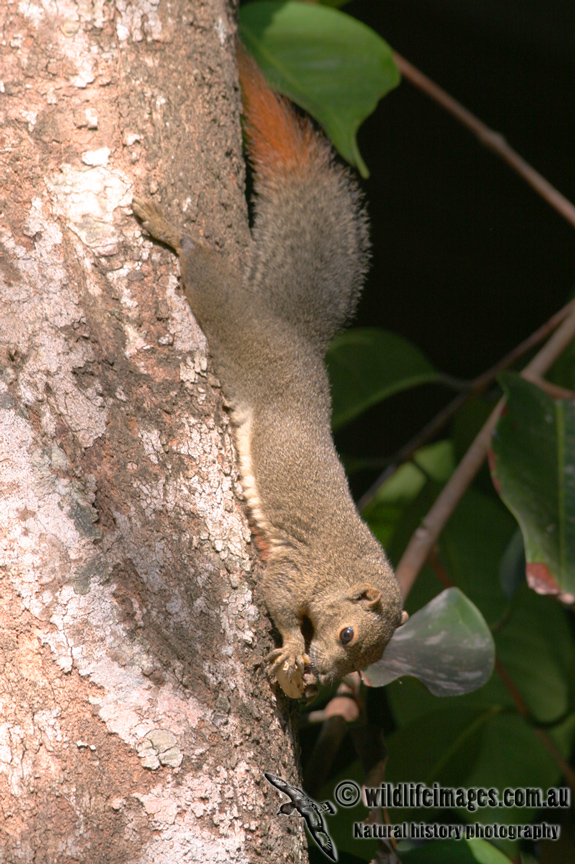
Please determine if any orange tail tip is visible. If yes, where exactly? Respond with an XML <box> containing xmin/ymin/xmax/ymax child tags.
<box><xmin>236</xmin><ymin>44</ymin><xmax>329</xmax><ymax>183</ymax></box>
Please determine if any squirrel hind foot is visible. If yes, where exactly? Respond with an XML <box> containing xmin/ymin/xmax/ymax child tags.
<box><xmin>132</xmin><ymin>197</ymin><xmax>183</xmax><ymax>253</ymax></box>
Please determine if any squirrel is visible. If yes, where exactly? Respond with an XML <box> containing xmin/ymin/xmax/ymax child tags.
<box><xmin>132</xmin><ymin>47</ymin><xmax>405</xmax><ymax>700</ymax></box>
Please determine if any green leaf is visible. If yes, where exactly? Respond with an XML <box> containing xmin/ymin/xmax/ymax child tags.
<box><xmin>239</xmin><ymin>1</ymin><xmax>400</xmax><ymax>175</ymax></box>
<box><xmin>385</xmin><ymin>705</ymin><xmax>498</xmax><ymax>801</ymax></box>
<box><xmin>385</xmin><ymin>589</ymin><xmax>575</xmax><ymax>822</ymax></box>
<box><xmin>493</xmin><ymin>588</ymin><xmax>573</xmax><ymax>723</ymax></box>
<box><xmin>389</xmin><ymin>588</ymin><xmax>574</xmax><ymax>728</ymax></box>
<box><xmin>437</xmin><ymin>489</ymin><xmax>516</xmax><ymax>628</ymax></box>
<box><xmin>413</xmin><ymin>440</ymin><xmax>457</xmax><ymax>481</ymax></box>
<box><xmin>401</xmin><ymin>838</ymin><xmax>514</xmax><ymax>864</ymax></box>
<box><xmin>385</xmin><ymin>699</ymin><xmax>571</xmax><ymax>826</ymax></box>
<box><xmin>499</xmin><ymin>528</ymin><xmax>526</xmax><ymax>600</ymax></box>
<box><xmin>491</xmin><ymin>372</ymin><xmax>575</xmax><ymax>600</ymax></box>
<box><xmin>364</xmin><ymin>588</ymin><xmax>495</xmax><ymax>696</ymax></box>
<box><xmin>394</xmin><ymin>487</ymin><xmax>515</xmax><ymax>631</ymax></box>
<box><xmin>362</xmin><ymin>441</ymin><xmax>455</xmax><ymax>548</ymax></box>
<box><xmin>456</xmin><ymin>710</ymin><xmax>569</xmax><ymax>824</ymax></box>
<box><xmin>326</xmin><ymin>328</ymin><xmax>447</xmax><ymax>430</ymax></box>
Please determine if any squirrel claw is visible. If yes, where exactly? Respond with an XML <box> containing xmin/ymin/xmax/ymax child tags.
<box><xmin>267</xmin><ymin>648</ymin><xmax>315</xmax><ymax>699</ymax></box>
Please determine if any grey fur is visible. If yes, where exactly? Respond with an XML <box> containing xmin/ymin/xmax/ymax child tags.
<box><xmin>133</xmin><ymin>155</ymin><xmax>403</xmax><ymax>699</ymax></box>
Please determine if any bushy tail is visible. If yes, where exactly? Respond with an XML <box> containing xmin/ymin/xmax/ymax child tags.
<box><xmin>236</xmin><ymin>45</ymin><xmax>330</xmax><ymax>188</ymax></box>
<box><xmin>236</xmin><ymin>45</ymin><xmax>370</xmax><ymax>352</ymax></box>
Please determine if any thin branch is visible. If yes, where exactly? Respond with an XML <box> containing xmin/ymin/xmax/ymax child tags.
<box><xmin>521</xmin><ymin>373</ymin><xmax>575</xmax><ymax>400</ymax></box>
<box><xmin>358</xmin><ymin>298</ymin><xmax>575</xmax><ymax>511</ymax></box>
<box><xmin>393</xmin><ymin>52</ymin><xmax>575</xmax><ymax>230</ymax></box>
<box><xmin>396</xmin><ymin>305</ymin><xmax>575</xmax><ymax>599</ymax></box>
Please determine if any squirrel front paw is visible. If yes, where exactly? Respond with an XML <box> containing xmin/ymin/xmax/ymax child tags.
<box><xmin>267</xmin><ymin>647</ymin><xmax>317</xmax><ymax>699</ymax></box>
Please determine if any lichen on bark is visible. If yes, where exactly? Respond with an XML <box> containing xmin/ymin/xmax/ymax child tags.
<box><xmin>0</xmin><ymin>1</ymin><xmax>307</xmax><ymax>860</ymax></box>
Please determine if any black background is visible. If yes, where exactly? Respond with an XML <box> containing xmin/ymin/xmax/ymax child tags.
<box><xmin>334</xmin><ymin>0</ymin><xmax>575</xmax><ymax>494</ymax></box>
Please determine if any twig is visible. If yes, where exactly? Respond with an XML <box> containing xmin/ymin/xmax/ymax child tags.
<box><xmin>393</xmin><ymin>52</ymin><xmax>575</xmax><ymax>230</ymax></box>
<box><xmin>521</xmin><ymin>373</ymin><xmax>575</xmax><ymax>401</ymax></box>
<box><xmin>358</xmin><ymin>299</ymin><xmax>575</xmax><ymax>511</ymax></box>
<box><xmin>396</xmin><ymin>305</ymin><xmax>575</xmax><ymax>599</ymax></box>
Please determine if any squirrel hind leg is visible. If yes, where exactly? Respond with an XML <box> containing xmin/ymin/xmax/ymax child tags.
<box><xmin>132</xmin><ymin>198</ymin><xmax>183</xmax><ymax>254</ymax></box>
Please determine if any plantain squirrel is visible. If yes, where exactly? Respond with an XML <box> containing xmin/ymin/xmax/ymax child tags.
<box><xmin>132</xmin><ymin>48</ymin><xmax>405</xmax><ymax>699</ymax></box>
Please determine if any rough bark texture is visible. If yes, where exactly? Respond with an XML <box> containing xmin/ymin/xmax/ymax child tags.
<box><xmin>0</xmin><ymin>1</ymin><xmax>307</xmax><ymax>861</ymax></box>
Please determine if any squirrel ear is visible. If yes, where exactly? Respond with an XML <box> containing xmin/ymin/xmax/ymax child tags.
<box><xmin>349</xmin><ymin>583</ymin><xmax>382</xmax><ymax>608</ymax></box>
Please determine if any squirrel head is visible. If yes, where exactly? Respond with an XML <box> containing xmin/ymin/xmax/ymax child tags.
<box><xmin>307</xmin><ymin>564</ymin><xmax>403</xmax><ymax>687</ymax></box>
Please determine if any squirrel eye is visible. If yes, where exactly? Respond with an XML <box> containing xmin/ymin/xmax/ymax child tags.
<box><xmin>339</xmin><ymin>626</ymin><xmax>355</xmax><ymax>646</ymax></box>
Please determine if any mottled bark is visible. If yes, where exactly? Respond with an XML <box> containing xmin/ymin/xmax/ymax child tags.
<box><xmin>0</xmin><ymin>1</ymin><xmax>307</xmax><ymax>861</ymax></box>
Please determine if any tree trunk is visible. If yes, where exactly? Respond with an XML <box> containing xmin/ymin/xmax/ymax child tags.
<box><xmin>0</xmin><ymin>1</ymin><xmax>307</xmax><ymax>860</ymax></box>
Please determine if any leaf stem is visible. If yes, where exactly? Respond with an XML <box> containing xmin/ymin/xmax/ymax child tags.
<box><xmin>393</xmin><ymin>52</ymin><xmax>575</xmax><ymax>230</ymax></box>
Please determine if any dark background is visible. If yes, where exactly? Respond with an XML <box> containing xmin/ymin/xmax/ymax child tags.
<box><xmin>334</xmin><ymin>0</ymin><xmax>575</xmax><ymax>494</ymax></box>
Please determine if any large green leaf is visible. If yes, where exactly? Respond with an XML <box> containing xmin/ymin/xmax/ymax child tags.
<box><xmin>385</xmin><ymin>589</ymin><xmax>574</xmax><ymax>824</ymax></box>
<box><xmin>385</xmin><ymin>705</ymin><xmax>499</xmax><ymax>804</ymax></box>
<box><xmin>365</xmin><ymin>589</ymin><xmax>494</xmax><ymax>696</ymax></box>
<box><xmin>385</xmin><ymin>700</ymin><xmax>571</xmax><ymax>826</ymax></box>
<box><xmin>362</xmin><ymin>441</ymin><xmax>455</xmax><ymax>548</ymax></box>
<box><xmin>384</xmin><ymin>479</ymin><xmax>575</xmax><ymax>822</ymax></box>
<box><xmin>239</xmin><ymin>1</ymin><xmax>400</xmax><ymax>175</ymax></box>
<box><xmin>326</xmin><ymin>328</ymin><xmax>448</xmax><ymax>430</ymax></box>
<box><xmin>392</xmin><ymin>486</ymin><xmax>515</xmax><ymax>630</ymax></box>
<box><xmin>491</xmin><ymin>372</ymin><xmax>575</xmax><ymax>600</ymax></box>
<box><xmin>493</xmin><ymin>589</ymin><xmax>573</xmax><ymax>723</ymax></box>
<box><xmin>389</xmin><ymin>589</ymin><xmax>574</xmax><ymax>727</ymax></box>
<box><xmin>435</xmin><ymin>489</ymin><xmax>516</xmax><ymax>628</ymax></box>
